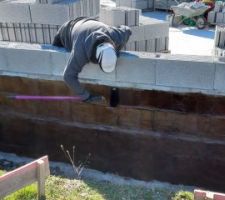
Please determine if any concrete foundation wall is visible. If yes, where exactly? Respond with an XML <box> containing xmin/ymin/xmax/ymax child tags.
<box><xmin>0</xmin><ymin>42</ymin><xmax>224</xmax><ymax>95</ymax></box>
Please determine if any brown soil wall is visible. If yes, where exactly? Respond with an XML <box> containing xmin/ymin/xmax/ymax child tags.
<box><xmin>0</xmin><ymin>76</ymin><xmax>225</xmax><ymax>191</ymax></box>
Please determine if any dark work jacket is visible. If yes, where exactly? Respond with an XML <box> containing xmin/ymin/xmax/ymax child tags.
<box><xmin>53</xmin><ymin>17</ymin><xmax>132</xmax><ymax>99</ymax></box>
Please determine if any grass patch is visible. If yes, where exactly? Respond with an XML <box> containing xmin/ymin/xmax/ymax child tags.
<box><xmin>0</xmin><ymin>170</ymin><xmax>193</xmax><ymax>200</ymax></box>
<box><xmin>0</xmin><ymin>170</ymin><xmax>5</xmax><ymax>176</ymax></box>
<box><xmin>172</xmin><ymin>191</ymin><xmax>194</xmax><ymax>200</ymax></box>
<box><xmin>4</xmin><ymin>184</ymin><xmax>37</xmax><ymax>200</ymax></box>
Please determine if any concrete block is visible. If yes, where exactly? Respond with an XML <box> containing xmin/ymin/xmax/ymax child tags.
<box><xmin>147</xmin><ymin>0</ymin><xmax>154</xmax><ymax>9</ymax></box>
<box><xmin>100</xmin><ymin>7</ymin><xmax>125</xmax><ymax>26</ymax></box>
<box><xmin>214</xmin><ymin>63</ymin><xmax>225</xmax><ymax>91</ymax></box>
<box><xmin>88</xmin><ymin>0</ymin><xmax>93</xmax><ymax>16</ymax></box>
<box><xmin>86</xmin><ymin>0</ymin><xmax>91</xmax><ymax>17</ymax></box>
<box><xmin>71</xmin><ymin>0</ymin><xmax>81</xmax><ymax>19</ymax></box>
<box><xmin>0</xmin><ymin>3</ymin><xmax>31</xmax><ymax>23</ymax></box>
<box><xmin>4</xmin><ymin>47</ymin><xmax>52</xmax><ymax>75</ymax></box>
<box><xmin>155</xmin><ymin>37</ymin><xmax>166</xmax><ymax>52</ymax></box>
<box><xmin>80</xmin><ymin>0</ymin><xmax>84</xmax><ymax>16</ymax></box>
<box><xmin>23</xmin><ymin>24</ymin><xmax>31</xmax><ymax>43</ymax></box>
<box><xmin>129</xmin><ymin>26</ymin><xmax>145</xmax><ymax>42</ymax></box>
<box><xmin>43</xmin><ymin>24</ymin><xmax>51</xmax><ymax>44</ymax></box>
<box><xmin>208</xmin><ymin>11</ymin><xmax>216</xmax><ymax>24</ymax></box>
<box><xmin>93</xmin><ymin>0</ymin><xmax>100</xmax><ymax>16</ymax></box>
<box><xmin>116</xmin><ymin>0</ymin><xmax>132</xmax><ymax>7</ymax></box>
<box><xmin>215</xmin><ymin>1</ymin><xmax>223</xmax><ymax>12</ymax></box>
<box><xmin>50</xmin><ymin>51</ymin><xmax>69</xmax><ymax>76</ymax></box>
<box><xmin>0</xmin><ymin>24</ymin><xmax>2</xmax><ymax>41</ymax></box>
<box><xmin>143</xmin><ymin>22</ymin><xmax>169</xmax><ymax>40</ymax></box>
<box><xmin>35</xmin><ymin>24</ymin><xmax>44</xmax><ymax>44</ymax></box>
<box><xmin>30</xmin><ymin>4</ymin><xmax>70</xmax><ymax>25</ymax></box>
<box><xmin>116</xmin><ymin>53</ymin><xmax>155</xmax><ymax>84</ymax></box>
<box><xmin>100</xmin><ymin>6</ymin><xmax>140</xmax><ymax>26</ymax></box>
<box><xmin>214</xmin><ymin>25</ymin><xmax>220</xmax><ymax>47</ymax></box>
<box><xmin>165</xmin><ymin>37</ymin><xmax>169</xmax><ymax>51</ymax></box>
<box><xmin>1</xmin><ymin>23</ymin><xmax>9</xmax><ymax>41</ymax></box>
<box><xmin>28</xmin><ymin>24</ymin><xmax>37</xmax><ymax>43</ymax></box>
<box><xmin>49</xmin><ymin>25</ymin><xmax>58</xmax><ymax>44</ymax></box>
<box><xmin>217</xmin><ymin>25</ymin><xmax>225</xmax><ymax>48</ymax></box>
<box><xmin>111</xmin><ymin>8</ymin><xmax>125</xmax><ymax>26</ymax></box>
<box><xmin>7</xmin><ymin>23</ymin><xmax>16</xmax><ymax>42</ymax></box>
<box><xmin>136</xmin><ymin>40</ymin><xmax>146</xmax><ymax>52</ymax></box>
<box><xmin>214</xmin><ymin>47</ymin><xmax>225</xmax><ymax>57</ymax></box>
<box><xmin>146</xmin><ymin>39</ymin><xmax>156</xmax><ymax>52</ymax></box>
<box><xmin>124</xmin><ymin>7</ymin><xmax>140</xmax><ymax>26</ymax></box>
<box><xmin>14</xmin><ymin>23</ymin><xmax>23</xmax><ymax>42</ymax></box>
<box><xmin>79</xmin><ymin>62</ymin><xmax>116</xmax><ymax>82</ymax></box>
<box><xmin>0</xmin><ymin>43</ymin><xmax>221</xmax><ymax>96</ymax></box>
<box><xmin>0</xmin><ymin>47</ymin><xmax>7</xmax><ymax>70</ymax></box>
<box><xmin>125</xmin><ymin>41</ymin><xmax>135</xmax><ymax>51</ymax></box>
<box><xmin>132</xmin><ymin>0</ymin><xmax>148</xmax><ymax>9</ymax></box>
<box><xmin>115</xmin><ymin>0</ymin><xmax>120</xmax><ymax>6</ymax></box>
<box><xmin>216</xmin><ymin>12</ymin><xmax>224</xmax><ymax>24</ymax></box>
<box><xmin>156</xmin><ymin>59</ymin><xmax>215</xmax><ymax>90</ymax></box>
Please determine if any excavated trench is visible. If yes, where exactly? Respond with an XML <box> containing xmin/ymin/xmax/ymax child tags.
<box><xmin>0</xmin><ymin>75</ymin><xmax>225</xmax><ymax>191</ymax></box>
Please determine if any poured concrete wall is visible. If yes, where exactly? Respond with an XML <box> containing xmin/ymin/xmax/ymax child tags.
<box><xmin>0</xmin><ymin>42</ymin><xmax>225</xmax><ymax>191</ymax></box>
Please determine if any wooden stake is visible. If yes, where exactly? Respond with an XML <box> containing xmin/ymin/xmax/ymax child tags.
<box><xmin>37</xmin><ymin>160</ymin><xmax>46</xmax><ymax>200</ymax></box>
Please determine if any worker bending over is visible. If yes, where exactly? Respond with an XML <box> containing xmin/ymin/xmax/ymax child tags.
<box><xmin>53</xmin><ymin>17</ymin><xmax>132</xmax><ymax>102</ymax></box>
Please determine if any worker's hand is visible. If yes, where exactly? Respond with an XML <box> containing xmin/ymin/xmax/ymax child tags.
<box><xmin>83</xmin><ymin>95</ymin><xmax>105</xmax><ymax>103</ymax></box>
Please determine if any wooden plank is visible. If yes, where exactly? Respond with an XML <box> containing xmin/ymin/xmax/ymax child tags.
<box><xmin>37</xmin><ymin>160</ymin><xmax>46</xmax><ymax>200</ymax></box>
<box><xmin>0</xmin><ymin>156</ymin><xmax>49</xmax><ymax>198</ymax></box>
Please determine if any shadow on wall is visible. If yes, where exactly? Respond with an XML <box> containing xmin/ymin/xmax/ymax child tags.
<box><xmin>119</xmin><ymin>51</ymin><xmax>139</xmax><ymax>58</ymax></box>
<box><xmin>41</xmin><ymin>44</ymin><xmax>67</xmax><ymax>52</ymax></box>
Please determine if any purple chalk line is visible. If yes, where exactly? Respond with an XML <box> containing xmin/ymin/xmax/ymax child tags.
<box><xmin>8</xmin><ymin>95</ymin><xmax>82</xmax><ymax>101</ymax></box>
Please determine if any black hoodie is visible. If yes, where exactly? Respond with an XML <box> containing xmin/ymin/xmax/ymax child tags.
<box><xmin>53</xmin><ymin>17</ymin><xmax>132</xmax><ymax>99</ymax></box>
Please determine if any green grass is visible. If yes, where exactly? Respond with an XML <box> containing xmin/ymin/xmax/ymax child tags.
<box><xmin>0</xmin><ymin>170</ymin><xmax>194</xmax><ymax>200</ymax></box>
<box><xmin>172</xmin><ymin>191</ymin><xmax>194</xmax><ymax>200</ymax></box>
<box><xmin>0</xmin><ymin>170</ymin><xmax>5</xmax><ymax>176</ymax></box>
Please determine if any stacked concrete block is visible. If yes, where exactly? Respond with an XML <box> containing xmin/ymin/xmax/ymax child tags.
<box><xmin>30</xmin><ymin>4</ymin><xmax>70</xmax><ymax>25</ymax></box>
<box><xmin>123</xmin><ymin>19</ymin><xmax>169</xmax><ymax>53</ymax></box>
<box><xmin>214</xmin><ymin>25</ymin><xmax>225</xmax><ymax>58</ymax></box>
<box><xmin>0</xmin><ymin>22</ymin><xmax>59</xmax><ymax>44</ymax></box>
<box><xmin>208</xmin><ymin>2</ymin><xmax>225</xmax><ymax>25</ymax></box>
<box><xmin>99</xmin><ymin>5</ymin><xmax>169</xmax><ymax>53</ymax></box>
<box><xmin>207</xmin><ymin>11</ymin><xmax>217</xmax><ymax>24</ymax></box>
<box><xmin>116</xmin><ymin>0</ymin><xmax>154</xmax><ymax>10</ymax></box>
<box><xmin>0</xmin><ymin>0</ymin><xmax>100</xmax><ymax>44</ymax></box>
<box><xmin>0</xmin><ymin>2</ymin><xmax>32</xmax><ymax>23</ymax></box>
<box><xmin>99</xmin><ymin>6</ymin><xmax>140</xmax><ymax>27</ymax></box>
